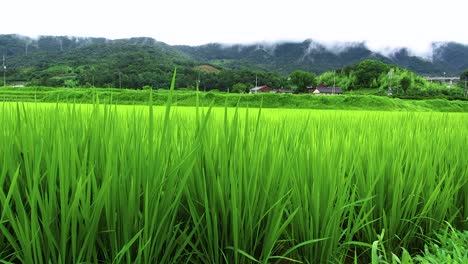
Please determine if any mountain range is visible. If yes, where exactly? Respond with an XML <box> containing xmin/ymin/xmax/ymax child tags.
<box><xmin>1</xmin><ymin>34</ymin><xmax>467</xmax><ymax>76</ymax></box>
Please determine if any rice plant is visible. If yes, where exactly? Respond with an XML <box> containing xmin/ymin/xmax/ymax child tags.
<box><xmin>0</xmin><ymin>90</ymin><xmax>466</xmax><ymax>263</ymax></box>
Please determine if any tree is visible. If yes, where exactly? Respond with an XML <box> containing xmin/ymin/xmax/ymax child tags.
<box><xmin>232</xmin><ymin>83</ymin><xmax>249</xmax><ymax>93</ymax></box>
<box><xmin>347</xmin><ymin>59</ymin><xmax>391</xmax><ymax>89</ymax></box>
<box><xmin>289</xmin><ymin>70</ymin><xmax>317</xmax><ymax>92</ymax></box>
<box><xmin>339</xmin><ymin>71</ymin><xmax>357</xmax><ymax>90</ymax></box>
<box><xmin>399</xmin><ymin>75</ymin><xmax>412</xmax><ymax>94</ymax></box>
<box><xmin>461</xmin><ymin>70</ymin><xmax>468</xmax><ymax>96</ymax></box>
<box><xmin>460</xmin><ymin>70</ymin><xmax>468</xmax><ymax>82</ymax></box>
<box><xmin>64</xmin><ymin>79</ymin><xmax>78</xmax><ymax>88</ymax></box>
<box><xmin>278</xmin><ymin>77</ymin><xmax>292</xmax><ymax>89</ymax></box>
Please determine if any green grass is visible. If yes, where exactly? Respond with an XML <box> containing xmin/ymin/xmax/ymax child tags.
<box><xmin>0</xmin><ymin>92</ymin><xmax>466</xmax><ymax>263</ymax></box>
<box><xmin>415</xmin><ymin>224</ymin><xmax>467</xmax><ymax>263</ymax></box>
<box><xmin>1</xmin><ymin>86</ymin><xmax>468</xmax><ymax>112</ymax></box>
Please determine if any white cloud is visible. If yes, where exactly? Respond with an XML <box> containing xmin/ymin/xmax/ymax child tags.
<box><xmin>2</xmin><ymin>0</ymin><xmax>467</xmax><ymax>54</ymax></box>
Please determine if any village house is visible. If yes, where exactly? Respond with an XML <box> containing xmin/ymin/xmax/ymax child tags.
<box><xmin>310</xmin><ymin>83</ymin><xmax>343</xmax><ymax>95</ymax></box>
<box><xmin>250</xmin><ymin>85</ymin><xmax>273</xmax><ymax>93</ymax></box>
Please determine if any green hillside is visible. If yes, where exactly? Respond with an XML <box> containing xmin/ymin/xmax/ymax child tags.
<box><xmin>1</xmin><ymin>35</ymin><xmax>467</xmax><ymax>90</ymax></box>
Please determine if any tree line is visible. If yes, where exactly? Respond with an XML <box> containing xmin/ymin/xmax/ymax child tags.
<box><xmin>3</xmin><ymin>41</ymin><xmax>467</xmax><ymax>97</ymax></box>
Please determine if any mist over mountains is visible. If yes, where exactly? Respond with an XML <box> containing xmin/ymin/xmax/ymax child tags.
<box><xmin>1</xmin><ymin>34</ymin><xmax>467</xmax><ymax>75</ymax></box>
<box><xmin>176</xmin><ymin>40</ymin><xmax>467</xmax><ymax>75</ymax></box>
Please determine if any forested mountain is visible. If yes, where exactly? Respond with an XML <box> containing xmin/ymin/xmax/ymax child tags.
<box><xmin>177</xmin><ymin>41</ymin><xmax>381</xmax><ymax>74</ymax></box>
<box><xmin>1</xmin><ymin>34</ymin><xmax>467</xmax><ymax>89</ymax></box>
<box><xmin>0</xmin><ymin>35</ymin><xmax>198</xmax><ymax>88</ymax></box>
<box><xmin>178</xmin><ymin>40</ymin><xmax>467</xmax><ymax>75</ymax></box>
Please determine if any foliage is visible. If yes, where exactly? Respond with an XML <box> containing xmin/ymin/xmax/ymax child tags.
<box><xmin>231</xmin><ymin>83</ymin><xmax>249</xmax><ymax>93</ymax></box>
<box><xmin>64</xmin><ymin>79</ymin><xmax>78</xmax><ymax>88</ymax></box>
<box><xmin>342</xmin><ymin>59</ymin><xmax>392</xmax><ymax>89</ymax></box>
<box><xmin>400</xmin><ymin>75</ymin><xmax>413</xmax><ymax>94</ymax></box>
<box><xmin>4</xmin><ymin>35</ymin><xmax>468</xmax><ymax>90</ymax></box>
<box><xmin>414</xmin><ymin>225</ymin><xmax>468</xmax><ymax>263</ymax></box>
<box><xmin>317</xmin><ymin>71</ymin><xmax>336</xmax><ymax>86</ymax></box>
<box><xmin>0</xmin><ymin>99</ymin><xmax>466</xmax><ymax>263</ymax></box>
<box><xmin>2</xmin><ymin>39</ymin><xmax>285</xmax><ymax>90</ymax></box>
<box><xmin>289</xmin><ymin>70</ymin><xmax>317</xmax><ymax>92</ymax></box>
<box><xmin>1</xmin><ymin>33</ymin><xmax>466</xmax><ymax>98</ymax></box>
<box><xmin>318</xmin><ymin>70</ymin><xmax>357</xmax><ymax>90</ymax></box>
<box><xmin>1</xmin><ymin>86</ymin><xmax>467</xmax><ymax>111</ymax></box>
<box><xmin>176</xmin><ymin>38</ymin><xmax>468</xmax><ymax>75</ymax></box>
<box><xmin>460</xmin><ymin>69</ymin><xmax>468</xmax><ymax>82</ymax></box>
<box><xmin>198</xmin><ymin>68</ymin><xmax>283</xmax><ymax>92</ymax></box>
<box><xmin>315</xmin><ymin>63</ymin><xmax>465</xmax><ymax>97</ymax></box>
<box><xmin>366</xmin><ymin>225</ymin><xmax>468</xmax><ymax>264</ymax></box>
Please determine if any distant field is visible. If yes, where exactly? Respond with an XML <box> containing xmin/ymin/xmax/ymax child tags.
<box><xmin>1</xmin><ymin>86</ymin><xmax>468</xmax><ymax>112</ymax></box>
<box><xmin>0</xmin><ymin>101</ymin><xmax>466</xmax><ymax>263</ymax></box>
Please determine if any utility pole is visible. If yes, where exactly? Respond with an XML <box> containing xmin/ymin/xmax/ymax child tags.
<box><xmin>198</xmin><ymin>71</ymin><xmax>201</xmax><ymax>91</ymax></box>
<box><xmin>255</xmin><ymin>74</ymin><xmax>258</xmax><ymax>87</ymax></box>
<box><xmin>388</xmin><ymin>69</ymin><xmax>394</xmax><ymax>96</ymax></box>
<box><xmin>2</xmin><ymin>54</ymin><xmax>6</xmax><ymax>87</ymax></box>
<box><xmin>465</xmin><ymin>78</ymin><xmax>467</xmax><ymax>97</ymax></box>
<box><xmin>119</xmin><ymin>71</ymin><xmax>122</xmax><ymax>89</ymax></box>
<box><xmin>333</xmin><ymin>70</ymin><xmax>336</xmax><ymax>94</ymax></box>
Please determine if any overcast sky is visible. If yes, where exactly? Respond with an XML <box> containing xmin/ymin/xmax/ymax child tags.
<box><xmin>3</xmin><ymin>0</ymin><xmax>467</xmax><ymax>55</ymax></box>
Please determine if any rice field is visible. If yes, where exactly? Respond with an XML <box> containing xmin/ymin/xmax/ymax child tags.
<box><xmin>0</xmin><ymin>100</ymin><xmax>467</xmax><ymax>263</ymax></box>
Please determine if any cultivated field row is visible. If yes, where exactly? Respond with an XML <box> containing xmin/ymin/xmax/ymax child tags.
<box><xmin>0</xmin><ymin>102</ymin><xmax>466</xmax><ymax>263</ymax></box>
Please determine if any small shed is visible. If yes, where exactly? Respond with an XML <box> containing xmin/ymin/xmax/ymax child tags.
<box><xmin>250</xmin><ymin>85</ymin><xmax>273</xmax><ymax>94</ymax></box>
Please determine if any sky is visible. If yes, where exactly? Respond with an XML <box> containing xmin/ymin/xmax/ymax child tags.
<box><xmin>2</xmin><ymin>0</ymin><xmax>467</xmax><ymax>55</ymax></box>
